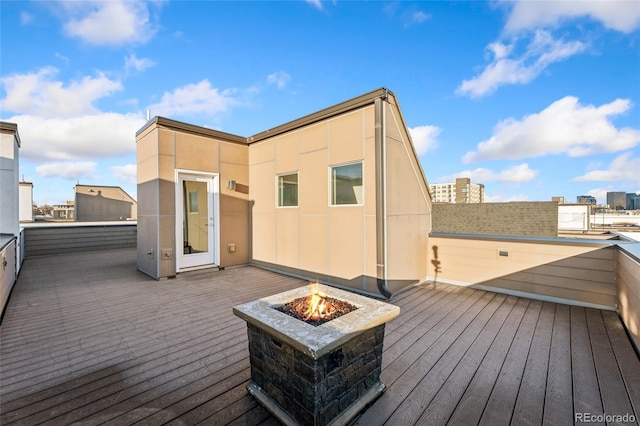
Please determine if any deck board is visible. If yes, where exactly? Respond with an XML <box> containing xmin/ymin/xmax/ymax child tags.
<box><xmin>389</xmin><ymin>293</ymin><xmax>508</xmax><ymax>425</ymax></box>
<box><xmin>477</xmin><ymin>299</ymin><xmax>543</xmax><ymax>425</ymax></box>
<box><xmin>570</xmin><ymin>306</ymin><xmax>604</xmax><ymax>418</ymax></box>
<box><xmin>416</xmin><ymin>295</ymin><xmax>518</xmax><ymax>424</ymax></box>
<box><xmin>1</xmin><ymin>248</ymin><xmax>639</xmax><ymax>425</ymax></box>
<box><xmin>542</xmin><ymin>303</ymin><xmax>573</xmax><ymax>426</ymax></box>
<box><xmin>511</xmin><ymin>301</ymin><xmax>555</xmax><ymax>425</ymax></box>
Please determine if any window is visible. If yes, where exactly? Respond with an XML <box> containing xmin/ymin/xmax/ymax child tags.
<box><xmin>331</xmin><ymin>163</ymin><xmax>363</xmax><ymax>205</ymax></box>
<box><xmin>278</xmin><ymin>173</ymin><xmax>298</xmax><ymax>207</ymax></box>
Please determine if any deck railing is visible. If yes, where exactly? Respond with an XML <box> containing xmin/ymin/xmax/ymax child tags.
<box><xmin>428</xmin><ymin>232</ymin><xmax>640</xmax><ymax>352</ymax></box>
<box><xmin>21</xmin><ymin>221</ymin><xmax>136</xmax><ymax>257</ymax></box>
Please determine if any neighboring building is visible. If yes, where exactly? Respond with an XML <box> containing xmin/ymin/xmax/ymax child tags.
<box><xmin>1</xmin><ymin>121</ymin><xmax>21</xmax><ymax>317</ymax></box>
<box><xmin>136</xmin><ymin>88</ymin><xmax>431</xmax><ymax>298</ymax></box>
<box><xmin>52</xmin><ymin>201</ymin><xmax>75</xmax><ymax>220</ymax></box>
<box><xmin>19</xmin><ymin>182</ymin><xmax>33</xmax><ymax>222</ymax></box>
<box><xmin>577</xmin><ymin>195</ymin><xmax>596</xmax><ymax>205</ymax></box>
<box><xmin>551</xmin><ymin>196</ymin><xmax>565</xmax><ymax>204</ymax></box>
<box><xmin>429</xmin><ymin>177</ymin><xmax>484</xmax><ymax>203</ymax></box>
<box><xmin>626</xmin><ymin>193</ymin><xmax>640</xmax><ymax>210</ymax></box>
<box><xmin>75</xmin><ymin>185</ymin><xmax>137</xmax><ymax>221</ymax></box>
<box><xmin>0</xmin><ymin>122</ymin><xmax>20</xmax><ymax>237</ymax></box>
<box><xmin>607</xmin><ymin>191</ymin><xmax>627</xmax><ymax>210</ymax></box>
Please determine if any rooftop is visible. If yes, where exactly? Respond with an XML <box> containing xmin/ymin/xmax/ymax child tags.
<box><xmin>1</xmin><ymin>248</ymin><xmax>638</xmax><ymax>425</ymax></box>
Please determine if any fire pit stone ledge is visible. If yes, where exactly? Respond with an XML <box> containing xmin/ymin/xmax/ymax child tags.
<box><xmin>233</xmin><ymin>284</ymin><xmax>400</xmax><ymax>426</ymax></box>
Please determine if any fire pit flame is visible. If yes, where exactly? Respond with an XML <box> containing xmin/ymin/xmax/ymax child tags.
<box><xmin>275</xmin><ymin>281</ymin><xmax>359</xmax><ymax>327</ymax></box>
<box><xmin>301</xmin><ymin>282</ymin><xmax>332</xmax><ymax>321</ymax></box>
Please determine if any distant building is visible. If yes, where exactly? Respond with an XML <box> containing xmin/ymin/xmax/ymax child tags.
<box><xmin>607</xmin><ymin>192</ymin><xmax>627</xmax><ymax>210</ymax></box>
<box><xmin>1</xmin><ymin>122</ymin><xmax>20</xmax><ymax>237</ymax></box>
<box><xmin>429</xmin><ymin>177</ymin><xmax>484</xmax><ymax>203</ymax></box>
<box><xmin>552</xmin><ymin>196</ymin><xmax>565</xmax><ymax>204</ymax></box>
<box><xmin>19</xmin><ymin>182</ymin><xmax>33</xmax><ymax>222</ymax></box>
<box><xmin>627</xmin><ymin>193</ymin><xmax>640</xmax><ymax>210</ymax></box>
<box><xmin>75</xmin><ymin>185</ymin><xmax>137</xmax><ymax>221</ymax></box>
<box><xmin>577</xmin><ymin>195</ymin><xmax>596</xmax><ymax>205</ymax></box>
<box><xmin>52</xmin><ymin>201</ymin><xmax>75</xmax><ymax>220</ymax></box>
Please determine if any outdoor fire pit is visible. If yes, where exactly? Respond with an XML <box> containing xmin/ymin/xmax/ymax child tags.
<box><xmin>233</xmin><ymin>282</ymin><xmax>400</xmax><ymax>426</ymax></box>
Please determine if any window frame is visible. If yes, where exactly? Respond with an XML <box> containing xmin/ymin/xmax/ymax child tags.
<box><xmin>276</xmin><ymin>172</ymin><xmax>299</xmax><ymax>208</ymax></box>
<box><xmin>329</xmin><ymin>161</ymin><xmax>364</xmax><ymax>207</ymax></box>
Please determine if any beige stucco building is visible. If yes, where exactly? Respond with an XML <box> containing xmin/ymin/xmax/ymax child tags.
<box><xmin>136</xmin><ymin>88</ymin><xmax>432</xmax><ymax>297</ymax></box>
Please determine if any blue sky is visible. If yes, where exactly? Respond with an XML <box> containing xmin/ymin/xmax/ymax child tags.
<box><xmin>1</xmin><ymin>0</ymin><xmax>639</xmax><ymax>206</ymax></box>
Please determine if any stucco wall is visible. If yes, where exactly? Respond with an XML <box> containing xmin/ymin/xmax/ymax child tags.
<box><xmin>137</xmin><ymin>121</ymin><xmax>250</xmax><ymax>279</ymax></box>
<box><xmin>428</xmin><ymin>235</ymin><xmax>617</xmax><ymax>308</ymax></box>
<box><xmin>1</xmin><ymin>126</ymin><xmax>20</xmax><ymax>237</ymax></box>
<box><xmin>384</xmin><ymin>100</ymin><xmax>431</xmax><ymax>289</ymax></box>
<box><xmin>432</xmin><ymin>202</ymin><xmax>559</xmax><ymax>237</ymax></box>
<box><xmin>617</xmin><ymin>248</ymin><xmax>640</xmax><ymax>350</ymax></box>
<box><xmin>136</xmin><ymin>124</ymin><xmax>161</xmax><ymax>278</ymax></box>
<box><xmin>249</xmin><ymin>106</ymin><xmax>378</xmax><ymax>294</ymax></box>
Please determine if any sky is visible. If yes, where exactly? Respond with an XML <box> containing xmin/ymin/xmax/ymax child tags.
<box><xmin>1</xmin><ymin>0</ymin><xmax>639</xmax><ymax>207</ymax></box>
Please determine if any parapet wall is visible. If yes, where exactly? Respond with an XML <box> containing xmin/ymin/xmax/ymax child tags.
<box><xmin>432</xmin><ymin>202</ymin><xmax>558</xmax><ymax>237</ymax></box>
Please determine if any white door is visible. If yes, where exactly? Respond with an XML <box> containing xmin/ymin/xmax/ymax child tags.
<box><xmin>177</xmin><ymin>173</ymin><xmax>217</xmax><ymax>270</ymax></box>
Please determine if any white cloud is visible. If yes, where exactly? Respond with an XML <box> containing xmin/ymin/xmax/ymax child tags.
<box><xmin>1</xmin><ymin>66</ymin><xmax>144</xmax><ymax>162</ymax></box>
<box><xmin>585</xmin><ymin>186</ymin><xmax>613</xmax><ymax>204</ymax></box>
<box><xmin>0</xmin><ymin>67</ymin><xmax>122</xmax><ymax>118</ymax></box>
<box><xmin>463</xmin><ymin>96</ymin><xmax>640</xmax><ymax>163</ymax></box>
<box><xmin>457</xmin><ymin>30</ymin><xmax>586</xmax><ymax>98</ymax></box>
<box><xmin>438</xmin><ymin>163</ymin><xmax>538</xmax><ymax>183</ymax></box>
<box><xmin>408</xmin><ymin>125</ymin><xmax>441</xmax><ymax>155</ymax></box>
<box><xmin>147</xmin><ymin>80</ymin><xmax>240</xmax><ymax>118</ymax></box>
<box><xmin>8</xmin><ymin>113</ymin><xmax>145</xmax><ymax>162</ymax></box>
<box><xmin>573</xmin><ymin>152</ymin><xmax>640</xmax><ymax>183</ymax></box>
<box><xmin>267</xmin><ymin>71</ymin><xmax>291</xmax><ymax>89</ymax></box>
<box><xmin>410</xmin><ymin>11</ymin><xmax>431</xmax><ymax>25</ymax></box>
<box><xmin>484</xmin><ymin>193</ymin><xmax>530</xmax><ymax>202</ymax></box>
<box><xmin>111</xmin><ymin>164</ymin><xmax>137</xmax><ymax>184</ymax></box>
<box><xmin>54</xmin><ymin>52</ymin><xmax>70</xmax><ymax>65</ymax></box>
<box><xmin>62</xmin><ymin>1</ymin><xmax>158</xmax><ymax>45</ymax></box>
<box><xmin>36</xmin><ymin>161</ymin><xmax>97</xmax><ymax>180</ymax></box>
<box><xmin>20</xmin><ymin>12</ymin><xmax>34</xmax><ymax>25</ymax></box>
<box><xmin>125</xmin><ymin>54</ymin><xmax>155</xmax><ymax>73</ymax></box>
<box><xmin>306</xmin><ymin>0</ymin><xmax>323</xmax><ymax>11</ymax></box>
<box><xmin>504</xmin><ymin>0</ymin><xmax>640</xmax><ymax>34</ymax></box>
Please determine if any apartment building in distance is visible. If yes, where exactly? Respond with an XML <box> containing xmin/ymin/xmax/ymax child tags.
<box><xmin>577</xmin><ymin>195</ymin><xmax>597</xmax><ymax>205</ymax></box>
<box><xmin>607</xmin><ymin>191</ymin><xmax>627</xmax><ymax>210</ymax></box>
<box><xmin>627</xmin><ymin>192</ymin><xmax>640</xmax><ymax>210</ymax></box>
<box><xmin>429</xmin><ymin>177</ymin><xmax>484</xmax><ymax>203</ymax></box>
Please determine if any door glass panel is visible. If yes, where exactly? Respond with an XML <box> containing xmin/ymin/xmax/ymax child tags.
<box><xmin>183</xmin><ymin>180</ymin><xmax>209</xmax><ymax>255</ymax></box>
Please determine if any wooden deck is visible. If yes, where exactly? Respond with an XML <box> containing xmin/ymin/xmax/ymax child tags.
<box><xmin>1</xmin><ymin>248</ymin><xmax>638</xmax><ymax>425</ymax></box>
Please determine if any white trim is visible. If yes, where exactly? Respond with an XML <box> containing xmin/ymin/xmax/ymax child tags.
<box><xmin>175</xmin><ymin>169</ymin><xmax>220</xmax><ymax>272</ymax></box>
<box><xmin>275</xmin><ymin>171</ymin><xmax>299</xmax><ymax>209</ymax></box>
<box><xmin>328</xmin><ymin>160</ymin><xmax>365</xmax><ymax>207</ymax></box>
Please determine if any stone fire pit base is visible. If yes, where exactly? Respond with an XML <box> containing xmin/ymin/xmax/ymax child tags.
<box><xmin>246</xmin><ymin>323</ymin><xmax>386</xmax><ymax>426</ymax></box>
<box><xmin>233</xmin><ymin>284</ymin><xmax>400</xmax><ymax>426</ymax></box>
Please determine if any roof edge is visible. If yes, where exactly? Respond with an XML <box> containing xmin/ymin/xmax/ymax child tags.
<box><xmin>135</xmin><ymin>88</ymin><xmax>394</xmax><ymax>145</ymax></box>
<box><xmin>248</xmin><ymin>87</ymin><xmax>392</xmax><ymax>143</ymax></box>
<box><xmin>0</xmin><ymin>121</ymin><xmax>21</xmax><ymax>147</ymax></box>
<box><xmin>136</xmin><ymin>116</ymin><xmax>247</xmax><ymax>145</ymax></box>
